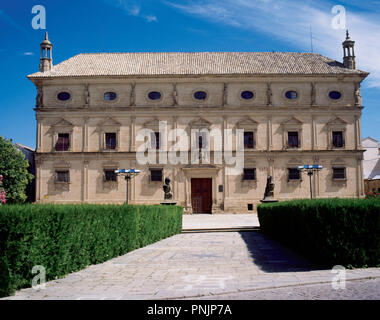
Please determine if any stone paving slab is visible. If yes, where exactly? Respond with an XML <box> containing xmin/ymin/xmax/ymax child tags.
<box><xmin>3</xmin><ymin>230</ymin><xmax>380</xmax><ymax>300</ymax></box>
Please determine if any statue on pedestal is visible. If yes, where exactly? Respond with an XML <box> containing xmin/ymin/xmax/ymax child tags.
<box><xmin>163</xmin><ymin>177</ymin><xmax>173</xmax><ymax>200</ymax></box>
<box><xmin>260</xmin><ymin>175</ymin><xmax>278</xmax><ymax>203</ymax></box>
<box><xmin>161</xmin><ymin>177</ymin><xmax>177</xmax><ymax>205</ymax></box>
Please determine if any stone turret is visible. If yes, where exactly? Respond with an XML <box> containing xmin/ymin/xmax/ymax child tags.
<box><xmin>342</xmin><ymin>30</ymin><xmax>356</xmax><ymax>69</ymax></box>
<box><xmin>39</xmin><ymin>32</ymin><xmax>53</xmax><ymax>72</ymax></box>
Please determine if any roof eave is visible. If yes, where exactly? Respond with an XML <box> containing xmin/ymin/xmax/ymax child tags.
<box><xmin>26</xmin><ymin>72</ymin><xmax>369</xmax><ymax>81</ymax></box>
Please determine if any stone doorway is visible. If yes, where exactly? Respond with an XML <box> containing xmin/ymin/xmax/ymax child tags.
<box><xmin>191</xmin><ymin>178</ymin><xmax>212</xmax><ymax>214</ymax></box>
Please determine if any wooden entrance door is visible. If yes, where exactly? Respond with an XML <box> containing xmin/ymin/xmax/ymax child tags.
<box><xmin>191</xmin><ymin>178</ymin><xmax>212</xmax><ymax>214</ymax></box>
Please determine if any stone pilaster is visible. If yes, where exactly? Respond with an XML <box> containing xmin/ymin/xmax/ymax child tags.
<box><xmin>311</xmin><ymin>116</ymin><xmax>317</xmax><ymax>150</ymax></box>
<box><xmin>82</xmin><ymin>117</ymin><xmax>89</xmax><ymax>152</ymax></box>
<box><xmin>130</xmin><ymin>116</ymin><xmax>136</xmax><ymax>152</ymax></box>
<box><xmin>83</xmin><ymin>160</ymin><xmax>89</xmax><ymax>202</ymax></box>
<box><xmin>267</xmin><ymin>117</ymin><xmax>273</xmax><ymax>151</ymax></box>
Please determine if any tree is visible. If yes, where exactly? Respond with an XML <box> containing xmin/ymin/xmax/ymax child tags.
<box><xmin>0</xmin><ymin>136</ymin><xmax>34</xmax><ymax>203</ymax></box>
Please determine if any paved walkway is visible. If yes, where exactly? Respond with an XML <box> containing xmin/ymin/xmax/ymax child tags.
<box><xmin>182</xmin><ymin>213</ymin><xmax>260</xmax><ymax>229</ymax></box>
<box><xmin>188</xmin><ymin>278</ymin><xmax>380</xmax><ymax>300</ymax></box>
<box><xmin>4</xmin><ymin>224</ymin><xmax>380</xmax><ymax>300</ymax></box>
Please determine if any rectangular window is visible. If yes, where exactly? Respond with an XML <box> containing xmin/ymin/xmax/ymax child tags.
<box><xmin>332</xmin><ymin>131</ymin><xmax>344</xmax><ymax>148</ymax></box>
<box><xmin>243</xmin><ymin>168</ymin><xmax>256</xmax><ymax>181</ymax></box>
<box><xmin>56</xmin><ymin>133</ymin><xmax>70</xmax><ymax>151</ymax></box>
<box><xmin>104</xmin><ymin>169</ymin><xmax>117</xmax><ymax>182</ymax></box>
<box><xmin>288</xmin><ymin>132</ymin><xmax>299</xmax><ymax>148</ymax></box>
<box><xmin>333</xmin><ymin>167</ymin><xmax>346</xmax><ymax>180</ymax></box>
<box><xmin>288</xmin><ymin>168</ymin><xmax>301</xmax><ymax>180</ymax></box>
<box><xmin>105</xmin><ymin>133</ymin><xmax>117</xmax><ymax>150</ymax></box>
<box><xmin>151</xmin><ymin>132</ymin><xmax>160</xmax><ymax>150</ymax></box>
<box><xmin>244</xmin><ymin>132</ymin><xmax>255</xmax><ymax>149</ymax></box>
<box><xmin>150</xmin><ymin>169</ymin><xmax>163</xmax><ymax>182</ymax></box>
<box><xmin>55</xmin><ymin>170</ymin><xmax>70</xmax><ymax>183</ymax></box>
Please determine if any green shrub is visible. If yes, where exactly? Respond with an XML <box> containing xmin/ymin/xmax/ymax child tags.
<box><xmin>257</xmin><ymin>198</ymin><xmax>380</xmax><ymax>268</ymax></box>
<box><xmin>0</xmin><ymin>204</ymin><xmax>182</xmax><ymax>297</ymax></box>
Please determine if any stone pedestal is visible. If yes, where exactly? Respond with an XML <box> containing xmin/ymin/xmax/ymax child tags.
<box><xmin>161</xmin><ymin>200</ymin><xmax>177</xmax><ymax>206</ymax></box>
<box><xmin>260</xmin><ymin>198</ymin><xmax>279</xmax><ymax>203</ymax></box>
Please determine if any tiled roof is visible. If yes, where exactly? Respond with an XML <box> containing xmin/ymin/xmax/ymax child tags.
<box><xmin>27</xmin><ymin>52</ymin><xmax>368</xmax><ymax>78</ymax></box>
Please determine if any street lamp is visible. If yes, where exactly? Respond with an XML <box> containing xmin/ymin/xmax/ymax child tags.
<box><xmin>114</xmin><ymin>169</ymin><xmax>141</xmax><ymax>204</ymax></box>
<box><xmin>297</xmin><ymin>165</ymin><xmax>323</xmax><ymax>199</ymax></box>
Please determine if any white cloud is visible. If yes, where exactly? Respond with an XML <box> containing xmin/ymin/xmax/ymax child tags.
<box><xmin>128</xmin><ymin>5</ymin><xmax>140</xmax><ymax>16</ymax></box>
<box><xmin>114</xmin><ymin>0</ymin><xmax>157</xmax><ymax>23</ymax></box>
<box><xmin>22</xmin><ymin>52</ymin><xmax>34</xmax><ymax>56</ymax></box>
<box><xmin>144</xmin><ymin>15</ymin><xmax>158</xmax><ymax>23</ymax></box>
<box><xmin>165</xmin><ymin>0</ymin><xmax>380</xmax><ymax>87</ymax></box>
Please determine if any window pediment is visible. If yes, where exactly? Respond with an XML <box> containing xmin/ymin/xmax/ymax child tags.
<box><xmin>236</xmin><ymin>117</ymin><xmax>258</xmax><ymax>129</ymax></box>
<box><xmin>281</xmin><ymin>117</ymin><xmax>303</xmax><ymax>128</ymax></box>
<box><xmin>326</xmin><ymin>117</ymin><xmax>348</xmax><ymax>128</ymax></box>
<box><xmin>189</xmin><ymin>117</ymin><xmax>212</xmax><ymax>130</ymax></box>
<box><xmin>98</xmin><ymin>117</ymin><xmax>121</xmax><ymax>128</ymax></box>
<box><xmin>52</xmin><ymin>118</ymin><xmax>74</xmax><ymax>129</ymax></box>
<box><xmin>143</xmin><ymin>117</ymin><xmax>161</xmax><ymax>130</ymax></box>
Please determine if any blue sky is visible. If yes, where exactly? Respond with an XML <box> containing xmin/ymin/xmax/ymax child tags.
<box><xmin>0</xmin><ymin>0</ymin><xmax>379</xmax><ymax>148</ymax></box>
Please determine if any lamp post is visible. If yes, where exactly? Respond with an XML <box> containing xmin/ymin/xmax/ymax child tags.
<box><xmin>297</xmin><ymin>165</ymin><xmax>323</xmax><ymax>199</ymax></box>
<box><xmin>114</xmin><ymin>169</ymin><xmax>141</xmax><ymax>204</ymax></box>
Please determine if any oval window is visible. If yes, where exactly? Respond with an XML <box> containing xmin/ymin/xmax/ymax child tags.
<box><xmin>329</xmin><ymin>91</ymin><xmax>342</xmax><ymax>100</ymax></box>
<box><xmin>194</xmin><ymin>91</ymin><xmax>207</xmax><ymax>100</ymax></box>
<box><xmin>241</xmin><ymin>91</ymin><xmax>254</xmax><ymax>100</ymax></box>
<box><xmin>148</xmin><ymin>91</ymin><xmax>162</xmax><ymax>100</ymax></box>
<box><xmin>104</xmin><ymin>92</ymin><xmax>117</xmax><ymax>101</ymax></box>
<box><xmin>57</xmin><ymin>92</ymin><xmax>71</xmax><ymax>101</ymax></box>
<box><xmin>285</xmin><ymin>91</ymin><xmax>298</xmax><ymax>100</ymax></box>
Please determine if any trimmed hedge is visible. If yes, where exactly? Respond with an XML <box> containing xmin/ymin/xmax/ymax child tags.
<box><xmin>257</xmin><ymin>198</ymin><xmax>380</xmax><ymax>268</ymax></box>
<box><xmin>0</xmin><ymin>204</ymin><xmax>182</xmax><ymax>297</ymax></box>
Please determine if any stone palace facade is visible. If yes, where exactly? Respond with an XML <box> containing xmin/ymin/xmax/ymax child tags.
<box><xmin>27</xmin><ymin>32</ymin><xmax>368</xmax><ymax>213</ymax></box>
